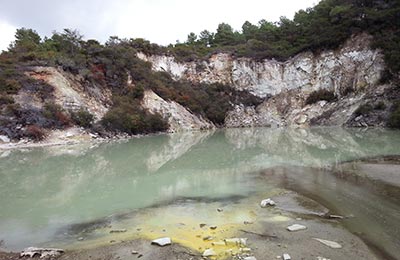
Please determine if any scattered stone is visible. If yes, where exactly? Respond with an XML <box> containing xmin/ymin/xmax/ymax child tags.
<box><xmin>138</xmin><ymin>254</ymin><xmax>143</xmax><ymax>258</ymax></box>
<box><xmin>329</xmin><ymin>215</ymin><xmax>344</xmax><ymax>219</ymax></box>
<box><xmin>203</xmin><ymin>236</ymin><xmax>213</xmax><ymax>241</ymax></box>
<box><xmin>313</xmin><ymin>238</ymin><xmax>342</xmax><ymax>249</ymax></box>
<box><xmin>210</xmin><ymin>225</ymin><xmax>217</xmax><ymax>230</ymax></box>
<box><xmin>20</xmin><ymin>247</ymin><xmax>64</xmax><ymax>258</ymax></box>
<box><xmin>296</xmin><ymin>218</ymin><xmax>302</xmax><ymax>221</ymax></box>
<box><xmin>244</xmin><ymin>221</ymin><xmax>254</xmax><ymax>225</ymax></box>
<box><xmin>211</xmin><ymin>241</ymin><xmax>226</xmax><ymax>246</ymax></box>
<box><xmin>200</xmin><ymin>223</ymin><xmax>207</xmax><ymax>228</ymax></box>
<box><xmin>287</xmin><ymin>224</ymin><xmax>307</xmax><ymax>232</ymax></box>
<box><xmin>202</xmin><ymin>248</ymin><xmax>217</xmax><ymax>257</ymax></box>
<box><xmin>244</xmin><ymin>257</ymin><xmax>257</xmax><ymax>260</ymax></box>
<box><xmin>0</xmin><ymin>135</ymin><xmax>10</xmax><ymax>143</ymax></box>
<box><xmin>131</xmin><ymin>250</ymin><xmax>139</xmax><ymax>254</ymax></box>
<box><xmin>317</xmin><ymin>257</ymin><xmax>331</xmax><ymax>260</ymax></box>
<box><xmin>110</xmin><ymin>240</ymin><xmax>116</xmax><ymax>243</ymax></box>
<box><xmin>260</xmin><ymin>198</ymin><xmax>276</xmax><ymax>207</ymax></box>
<box><xmin>78</xmin><ymin>237</ymin><xmax>84</xmax><ymax>241</ymax></box>
<box><xmin>240</xmin><ymin>247</ymin><xmax>252</xmax><ymax>252</ymax></box>
<box><xmin>224</xmin><ymin>238</ymin><xmax>248</xmax><ymax>246</ymax></box>
<box><xmin>217</xmin><ymin>208</ymin><xmax>223</xmax><ymax>212</ymax></box>
<box><xmin>110</xmin><ymin>229</ymin><xmax>127</xmax><ymax>233</ymax></box>
<box><xmin>283</xmin><ymin>253</ymin><xmax>291</xmax><ymax>260</ymax></box>
<box><xmin>151</xmin><ymin>237</ymin><xmax>171</xmax><ymax>247</ymax></box>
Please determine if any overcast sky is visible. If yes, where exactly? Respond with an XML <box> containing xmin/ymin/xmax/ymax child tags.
<box><xmin>0</xmin><ymin>0</ymin><xmax>319</xmax><ymax>51</ymax></box>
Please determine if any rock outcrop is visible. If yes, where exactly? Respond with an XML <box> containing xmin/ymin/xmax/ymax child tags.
<box><xmin>23</xmin><ymin>67</ymin><xmax>112</xmax><ymax>120</ymax></box>
<box><xmin>139</xmin><ymin>34</ymin><xmax>389</xmax><ymax>127</ymax></box>
<box><xmin>141</xmin><ymin>90</ymin><xmax>214</xmax><ymax>132</ymax></box>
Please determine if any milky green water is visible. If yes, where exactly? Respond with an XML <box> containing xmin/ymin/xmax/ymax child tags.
<box><xmin>0</xmin><ymin>127</ymin><xmax>400</xmax><ymax>258</ymax></box>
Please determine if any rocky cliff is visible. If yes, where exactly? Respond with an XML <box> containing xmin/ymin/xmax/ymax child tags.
<box><xmin>139</xmin><ymin>34</ymin><xmax>392</xmax><ymax>128</ymax></box>
<box><xmin>141</xmin><ymin>90</ymin><xmax>214</xmax><ymax>132</ymax></box>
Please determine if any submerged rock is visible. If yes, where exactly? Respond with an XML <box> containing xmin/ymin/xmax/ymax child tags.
<box><xmin>20</xmin><ymin>247</ymin><xmax>64</xmax><ymax>258</ymax></box>
<box><xmin>260</xmin><ymin>198</ymin><xmax>276</xmax><ymax>207</ymax></box>
<box><xmin>151</xmin><ymin>237</ymin><xmax>171</xmax><ymax>247</ymax></box>
<box><xmin>287</xmin><ymin>224</ymin><xmax>307</xmax><ymax>232</ymax></box>
<box><xmin>313</xmin><ymin>238</ymin><xmax>342</xmax><ymax>249</ymax></box>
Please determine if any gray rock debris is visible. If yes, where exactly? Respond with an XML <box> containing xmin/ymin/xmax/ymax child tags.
<box><xmin>151</xmin><ymin>237</ymin><xmax>171</xmax><ymax>247</ymax></box>
<box><xmin>287</xmin><ymin>224</ymin><xmax>307</xmax><ymax>232</ymax></box>
<box><xmin>283</xmin><ymin>253</ymin><xmax>291</xmax><ymax>260</ymax></box>
<box><xmin>260</xmin><ymin>198</ymin><xmax>276</xmax><ymax>207</ymax></box>
<box><xmin>0</xmin><ymin>135</ymin><xmax>10</xmax><ymax>143</ymax></box>
<box><xmin>20</xmin><ymin>247</ymin><xmax>64</xmax><ymax>258</ymax></box>
<box><xmin>313</xmin><ymin>238</ymin><xmax>342</xmax><ymax>249</ymax></box>
<box><xmin>202</xmin><ymin>248</ymin><xmax>217</xmax><ymax>257</ymax></box>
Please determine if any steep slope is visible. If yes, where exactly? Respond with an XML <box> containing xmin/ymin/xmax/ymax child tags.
<box><xmin>141</xmin><ymin>90</ymin><xmax>214</xmax><ymax>132</ymax></box>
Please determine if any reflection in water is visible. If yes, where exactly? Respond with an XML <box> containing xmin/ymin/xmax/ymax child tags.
<box><xmin>0</xmin><ymin>127</ymin><xmax>400</xmax><ymax>257</ymax></box>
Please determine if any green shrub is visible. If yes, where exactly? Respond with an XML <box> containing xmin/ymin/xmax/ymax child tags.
<box><xmin>24</xmin><ymin>125</ymin><xmax>46</xmax><ymax>141</ymax></box>
<box><xmin>42</xmin><ymin>103</ymin><xmax>71</xmax><ymax>128</ymax></box>
<box><xmin>354</xmin><ymin>104</ymin><xmax>373</xmax><ymax>116</ymax></box>
<box><xmin>101</xmin><ymin>97</ymin><xmax>168</xmax><ymax>134</ymax></box>
<box><xmin>0</xmin><ymin>79</ymin><xmax>21</xmax><ymax>94</ymax></box>
<box><xmin>306</xmin><ymin>89</ymin><xmax>336</xmax><ymax>105</ymax></box>
<box><xmin>388</xmin><ymin>102</ymin><xmax>400</xmax><ymax>129</ymax></box>
<box><xmin>374</xmin><ymin>101</ymin><xmax>386</xmax><ymax>110</ymax></box>
<box><xmin>70</xmin><ymin>108</ymin><xmax>94</xmax><ymax>128</ymax></box>
<box><xmin>0</xmin><ymin>95</ymin><xmax>15</xmax><ymax>106</ymax></box>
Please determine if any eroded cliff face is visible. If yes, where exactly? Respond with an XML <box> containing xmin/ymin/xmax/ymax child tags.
<box><xmin>139</xmin><ymin>34</ymin><xmax>389</xmax><ymax>127</ymax></box>
<box><xmin>15</xmin><ymin>68</ymin><xmax>212</xmax><ymax>135</ymax></box>
<box><xmin>141</xmin><ymin>90</ymin><xmax>214</xmax><ymax>132</ymax></box>
<box><xmin>22</xmin><ymin>67</ymin><xmax>112</xmax><ymax>120</ymax></box>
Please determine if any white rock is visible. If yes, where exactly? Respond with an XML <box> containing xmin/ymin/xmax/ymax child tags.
<box><xmin>20</xmin><ymin>247</ymin><xmax>64</xmax><ymax>258</ymax></box>
<box><xmin>151</xmin><ymin>237</ymin><xmax>171</xmax><ymax>246</ymax></box>
<box><xmin>244</xmin><ymin>257</ymin><xmax>257</xmax><ymax>260</ymax></box>
<box><xmin>202</xmin><ymin>248</ymin><xmax>217</xmax><ymax>257</ymax></box>
<box><xmin>313</xmin><ymin>238</ymin><xmax>342</xmax><ymax>249</ymax></box>
<box><xmin>260</xmin><ymin>198</ymin><xmax>276</xmax><ymax>207</ymax></box>
<box><xmin>0</xmin><ymin>135</ymin><xmax>10</xmax><ymax>143</ymax></box>
<box><xmin>224</xmin><ymin>237</ymin><xmax>248</xmax><ymax>246</ymax></box>
<box><xmin>283</xmin><ymin>253</ymin><xmax>291</xmax><ymax>260</ymax></box>
<box><xmin>287</xmin><ymin>224</ymin><xmax>307</xmax><ymax>232</ymax></box>
<box><xmin>317</xmin><ymin>257</ymin><xmax>331</xmax><ymax>260</ymax></box>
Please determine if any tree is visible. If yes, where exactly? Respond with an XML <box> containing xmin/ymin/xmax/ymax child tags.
<box><xmin>186</xmin><ymin>32</ymin><xmax>197</xmax><ymax>45</ymax></box>
<box><xmin>198</xmin><ymin>30</ymin><xmax>214</xmax><ymax>46</ymax></box>
<box><xmin>213</xmin><ymin>23</ymin><xmax>236</xmax><ymax>46</ymax></box>
<box><xmin>9</xmin><ymin>28</ymin><xmax>41</xmax><ymax>53</ymax></box>
<box><xmin>242</xmin><ymin>21</ymin><xmax>258</xmax><ymax>41</ymax></box>
<box><xmin>51</xmin><ymin>29</ymin><xmax>83</xmax><ymax>55</ymax></box>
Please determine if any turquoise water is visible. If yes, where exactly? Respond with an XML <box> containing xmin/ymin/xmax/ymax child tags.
<box><xmin>0</xmin><ymin>127</ymin><xmax>400</xmax><ymax>257</ymax></box>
